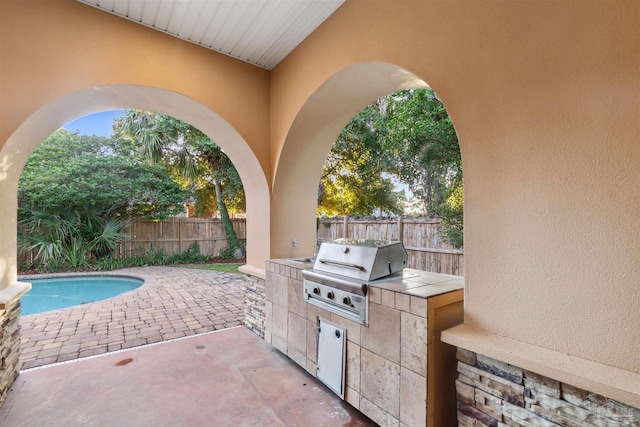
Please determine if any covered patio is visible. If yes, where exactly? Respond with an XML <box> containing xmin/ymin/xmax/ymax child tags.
<box><xmin>1</xmin><ymin>1</ymin><xmax>638</xmax><ymax>425</ymax></box>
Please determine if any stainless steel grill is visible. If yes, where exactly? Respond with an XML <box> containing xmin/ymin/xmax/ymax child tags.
<box><xmin>302</xmin><ymin>239</ymin><xmax>408</xmax><ymax>325</ymax></box>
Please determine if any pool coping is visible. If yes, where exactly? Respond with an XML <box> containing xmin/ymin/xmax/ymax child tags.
<box><xmin>18</xmin><ymin>271</ymin><xmax>146</xmax><ymax>281</ymax></box>
<box><xmin>19</xmin><ymin>273</ymin><xmax>147</xmax><ymax>317</ymax></box>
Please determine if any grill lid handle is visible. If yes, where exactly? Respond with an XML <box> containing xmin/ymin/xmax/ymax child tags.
<box><xmin>318</xmin><ymin>259</ymin><xmax>366</xmax><ymax>272</ymax></box>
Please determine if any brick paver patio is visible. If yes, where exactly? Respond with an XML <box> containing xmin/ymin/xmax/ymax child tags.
<box><xmin>18</xmin><ymin>266</ymin><xmax>245</xmax><ymax>370</ymax></box>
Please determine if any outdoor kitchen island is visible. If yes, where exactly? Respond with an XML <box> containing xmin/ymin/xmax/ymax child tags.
<box><xmin>262</xmin><ymin>257</ymin><xmax>464</xmax><ymax>427</ymax></box>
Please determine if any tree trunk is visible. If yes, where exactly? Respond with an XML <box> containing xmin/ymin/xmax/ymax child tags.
<box><xmin>214</xmin><ymin>180</ymin><xmax>244</xmax><ymax>259</ymax></box>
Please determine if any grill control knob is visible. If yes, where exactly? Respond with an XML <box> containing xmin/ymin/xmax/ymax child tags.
<box><xmin>313</xmin><ymin>287</ymin><xmax>320</xmax><ymax>295</ymax></box>
<box><xmin>327</xmin><ymin>291</ymin><xmax>335</xmax><ymax>300</ymax></box>
<box><xmin>343</xmin><ymin>296</ymin><xmax>351</xmax><ymax>305</ymax></box>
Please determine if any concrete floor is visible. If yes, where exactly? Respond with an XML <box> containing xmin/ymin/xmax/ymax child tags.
<box><xmin>0</xmin><ymin>327</ymin><xmax>375</xmax><ymax>427</ymax></box>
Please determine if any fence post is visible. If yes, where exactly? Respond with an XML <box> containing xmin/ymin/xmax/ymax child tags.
<box><xmin>343</xmin><ymin>216</ymin><xmax>349</xmax><ymax>238</ymax></box>
<box><xmin>397</xmin><ymin>215</ymin><xmax>404</xmax><ymax>243</ymax></box>
<box><xmin>178</xmin><ymin>219</ymin><xmax>183</xmax><ymax>254</ymax></box>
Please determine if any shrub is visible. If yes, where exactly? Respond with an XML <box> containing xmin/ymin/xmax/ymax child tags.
<box><xmin>167</xmin><ymin>242</ymin><xmax>210</xmax><ymax>264</ymax></box>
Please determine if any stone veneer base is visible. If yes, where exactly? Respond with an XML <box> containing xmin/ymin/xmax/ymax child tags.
<box><xmin>455</xmin><ymin>349</ymin><xmax>640</xmax><ymax>427</ymax></box>
<box><xmin>244</xmin><ymin>274</ymin><xmax>266</xmax><ymax>338</ymax></box>
<box><xmin>0</xmin><ymin>300</ymin><xmax>21</xmax><ymax>408</ymax></box>
<box><xmin>442</xmin><ymin>324</ymin><xmax>640</xmax><ymax>409</ymax></box>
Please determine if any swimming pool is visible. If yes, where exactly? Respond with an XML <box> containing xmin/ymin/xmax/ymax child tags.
<box><xmin>20</xmin><ymin>276</ymin><xmax>144</xmax><ymax>315</ymax></box>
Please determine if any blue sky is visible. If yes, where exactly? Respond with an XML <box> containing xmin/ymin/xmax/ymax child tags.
<box><xmin>64</xmin><ymin>110</ymin><xmax>125</xmax><ymax>137</ymax></box>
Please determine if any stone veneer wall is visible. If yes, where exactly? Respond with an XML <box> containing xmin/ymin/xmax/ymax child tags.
<box><xmin>243</xmin><ymin>274</ymin><xmax>266</xmax><ymax>338</ymax></box>
<box><xmin>0</xmin><ymin>300</ymin><xmax>21</xmax><ymax>408</ymax></box>
<box><xmin>455</xmin><ymin>348</ymin><xmax>640</xmax><ymax>427</ymax></box>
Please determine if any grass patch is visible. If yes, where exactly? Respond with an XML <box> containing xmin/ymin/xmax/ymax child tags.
<box><xmin>181</xmin><ymin>263</ymin><xmax>243</xmax><ymax>275</ymax></box>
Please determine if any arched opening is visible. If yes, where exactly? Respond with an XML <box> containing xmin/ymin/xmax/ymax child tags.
<box><xmin>271</xmin><ymin>62</ymin><xmax>464</xmax><ymax>262</ymax></box>
<box><xmin>315</xmin><ymin>88</ymin><xmax>464</xmax><ymax>274</ymax></box>
<box><xmin>0</xmin><ymin>84</ymin><xmax>270</xmax><ymax>290</ymax></box>
<box><xmin>18</xmin><ymin>109</ymin><xmax>248</xmax><ymax>272</ymax></box>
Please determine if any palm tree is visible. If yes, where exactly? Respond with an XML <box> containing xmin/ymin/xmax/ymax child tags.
<box><xmin>115</xmin><ymin>111</ymin><xmax>245</xmax><ymax>259</ymax></box>
<box><xmin>18</xmin><ymin>208</ymin><xmax>128</xmax><ymax>271</ymax></box>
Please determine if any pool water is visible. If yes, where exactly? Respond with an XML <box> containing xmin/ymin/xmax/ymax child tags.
<box><xmin>21</xmin><ymin>276</ymin><xmax>144</xmax><ymax>315</ymax></box>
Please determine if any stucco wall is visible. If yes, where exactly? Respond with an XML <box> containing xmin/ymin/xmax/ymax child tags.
<box><xmin>0</xmin><ymin>1</ymin><xmax>270</xmax><ymax>168</ymax></box>
<box><xmin>269</xmin><ymin>0</ymin><xmax>640</xmax><ymax>378</ymax></box>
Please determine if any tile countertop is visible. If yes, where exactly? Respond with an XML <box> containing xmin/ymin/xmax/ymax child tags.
<box><xmin>367</xmin><ymin>269</ymin><xmax>463</xmax><ymax>299</ymax></box>
<box><xmin>270</xmin><ymin>259</ymin><xmax>464</xmax><ymax>299</ymax></box>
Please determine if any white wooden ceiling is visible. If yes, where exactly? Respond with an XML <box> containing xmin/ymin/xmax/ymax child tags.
<box><xmin>77</xmin><ymin>0</ymin><xmax>344</xmax><ymax>70</ymax></box>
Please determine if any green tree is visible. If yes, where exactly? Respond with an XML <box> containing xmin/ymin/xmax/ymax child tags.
<box><xmin>318</xmin><ymin>105</ymin><xmax>403</xmax><ymax>216</ymax></box>
<box><xmin>437</xmin><ymin>184</ymin><xmax>464</xmax><ymax>249</ymax></box>
<box><xmin>18</xmin><ymin>129</ymin><xmax>186</xmax><ymax>269</ymax></box>
<box><xmin>378</xmin><ymin>89</ymin><xmax>463</xmax><ymax>247</ymax></box>
<box><xmin>114</xmin><ymin>111</ymin><xmax>245</xmax><ymax>258</ymax></box>
<box><xmin>19</xmin><ymin>130</ymin><xmax>186</xmax><ymax>220</ymax></box>
<box><xmin>320</xmin><ymin>89</ymin><xmax>464</xmax><ymax>248</ymax></box>
<box><xmin>379</xmin><ymin>90</ymin><xmax>461</xmax><ymax>213</ymax></box>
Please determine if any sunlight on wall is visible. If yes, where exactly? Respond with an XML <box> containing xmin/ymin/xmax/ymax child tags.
<box><xmin>0</xmin><ymin>154</ymin><xmax>11</xmax><ymax>181</ymax></box>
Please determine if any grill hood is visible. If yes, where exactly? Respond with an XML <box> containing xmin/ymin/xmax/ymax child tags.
<box><xmin>312</xmin><ymin>238</ymin><xmax>408</xmax><ymax>282</ymax></box>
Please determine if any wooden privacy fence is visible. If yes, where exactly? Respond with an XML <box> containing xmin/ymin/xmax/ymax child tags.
<box><xmin>316</xmin><ymin>216</ymin><xmax>464</xmax><ymax>276</ymax></box>
<box><xmin>19</xmin><ymin>216</ymin><xmax>462</xmax><ymax>275</ymax></box>
<box><xmin>118</xmin><ymin>218</ymin><xmax>246</xmax><ymax>259</ymax></box>
<box><xmin>121</xmin><ymin>216</ymin><xmax>463</xmax><ymax>275</ymax></box>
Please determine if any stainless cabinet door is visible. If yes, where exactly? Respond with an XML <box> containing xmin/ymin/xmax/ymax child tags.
<box><xmin>316</xmin><ymin>318</ymin><xmax>346</xmax><ymax>399</ymax></box>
